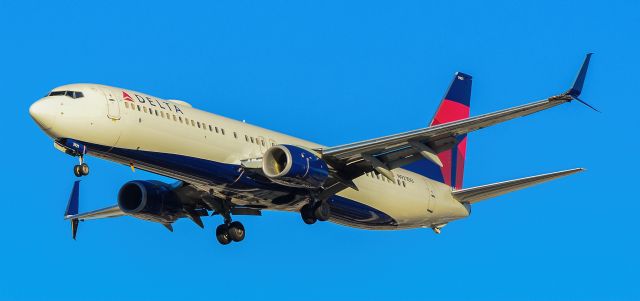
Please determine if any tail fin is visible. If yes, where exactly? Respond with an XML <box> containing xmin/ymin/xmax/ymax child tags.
<box><xmin>405</xmin><ymin>72</ymin><xmax>472</xmax><ymax>189</ymax></box>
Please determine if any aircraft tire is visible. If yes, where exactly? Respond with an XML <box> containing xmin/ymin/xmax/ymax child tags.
<box><xmin>228</xmin><ymin>221</ymin><xmax>245</xmax><ymax>242</ymax></box>
<box><xmin>73</xmin><ymin>165</ymin><xmax>83</xmax><ymax>177</ymax></box>
<box><xmin>216</xmin><ymin>224</ymin><xmax>232</xmax><ymax>245</ymax></box>
<box><xmin>80</xmin><ymin>163</ymin><xmax>90</xmax><ymax>176</ymax></box>
<box><xmin>314</xmin><ymin>200</ymin><xmax>330</xmax><ymax>221</ymax></box>
<box><xmin>300</xmin><ymin>204</ymin><xmax>316</xmax><ymax>224</ymax></box>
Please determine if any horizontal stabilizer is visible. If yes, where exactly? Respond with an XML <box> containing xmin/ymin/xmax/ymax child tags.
<box><xmin>452</xmin><ymin>168</ymin><xmax>584</xmax><ymax>204</ymax></box>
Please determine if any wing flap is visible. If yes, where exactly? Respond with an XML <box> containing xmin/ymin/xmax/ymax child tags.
<box><xmin>451</xmin><ymin>168</ymin><xmax>585</xmax><ymax>204</ymax></box>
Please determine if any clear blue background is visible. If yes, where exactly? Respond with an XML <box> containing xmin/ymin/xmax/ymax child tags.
<box><xmin>1</xmin><ymin>1</ymin><xmax>638</xmax><ymax>300</ymax></box>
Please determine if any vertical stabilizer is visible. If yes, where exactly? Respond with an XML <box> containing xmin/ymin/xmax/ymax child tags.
<box><xmin>405</xmin><ymin>72</ymin><xmax>472</xmax><ymax>189</ymax></box>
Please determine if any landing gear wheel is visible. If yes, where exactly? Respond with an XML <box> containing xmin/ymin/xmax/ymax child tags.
<box><xmin>228</xmin><ymin>221</ymin><xmax>245</xmax><ymax>242</ymax></box>
<box><xmin>314</xmin><ymin>200</ymin><xmax>331</xmax><ymax>221</ymax></box>
<box><xmin>301</xmin><ymin>204</ymin><xmax>317</xmax><ymax>225</ymax></box>
<box><xmin>73</xmin><ymin>165</ymin><xmax>82</xmax><ymax>177</ymax></box>
<box><xmin>80</xmin><ymin>163</ymin><xmax>90</xmax><ymax>176</ymax></box>
<box><xmin>215</xmin><ymin>224</ymin><xmax>232</xmax><ymax>245</ymax></box>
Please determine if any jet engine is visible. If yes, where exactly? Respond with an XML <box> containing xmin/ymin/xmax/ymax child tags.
<box><xmin>262</xmin><ymin>145</ymin><xmax>329</xmax><ymax>188</ymax></box>
<box><xmin>118</xmin><ymin>180</ymin><xmax>183</xmax><ymax>223</ymax></box>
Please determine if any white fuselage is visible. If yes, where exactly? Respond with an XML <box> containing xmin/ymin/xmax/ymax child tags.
<box><xmin>30</xmin><ymin>84</ymin><xmax>470</xmax><ymax>230</ymax></box>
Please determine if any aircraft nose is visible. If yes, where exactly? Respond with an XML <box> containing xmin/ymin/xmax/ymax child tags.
<box><xmin>29</xmin><ymin>98</ymin><xmax>58</xmax><ymax>131</ymax></box>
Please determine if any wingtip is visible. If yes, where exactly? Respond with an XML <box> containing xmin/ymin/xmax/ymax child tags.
<box><xmin>565</xmin><ymin>53</ymin><xmax>593</xmax><ymax>98</ymax></box>
<box><xmin>566</xmin><ymin>167</ymin><xmax>586</xmax><ymax>174</ymax></box>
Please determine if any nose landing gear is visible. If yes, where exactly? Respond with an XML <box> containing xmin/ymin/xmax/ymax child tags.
<box><xmin>73</xmin><ymin>156</ymin><xmax>90</xmax><ymax>177</ymax></box>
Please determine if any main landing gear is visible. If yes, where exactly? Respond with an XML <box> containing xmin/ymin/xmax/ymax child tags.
<box><xmin>213</xmin><ymin>198</ymin><xmax>245</xmax><ymax>245</ymax></box>
<box><xmin>215</xmin><ymin>221</ymin><xmax>245</xmax><ymax>245</ymax></box>
<box><xmin>300</xmin><ymin>199</ymin><xmax>331</xmax><ymax>225</ymax></box>
<box><xmin>73</xmin><ymin>156</ymin><xmax>90</xmax><ymax>177</ymax></box>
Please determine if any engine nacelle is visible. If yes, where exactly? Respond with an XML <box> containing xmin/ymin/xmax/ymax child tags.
<box><xmin>262</xmin><ymin>144</ymin><xmax>329</xmax><ymax>188</ymax></box>
<box><xmin>117</xmin><ymin>180</ymin><xmax>182</xmax><ymax>223</ymax></box>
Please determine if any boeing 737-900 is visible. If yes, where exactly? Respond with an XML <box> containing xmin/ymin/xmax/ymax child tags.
<box><xmin>29</xmin><ymin>54</ymin><xmax>595</xmax><ymax>245</ymax></box>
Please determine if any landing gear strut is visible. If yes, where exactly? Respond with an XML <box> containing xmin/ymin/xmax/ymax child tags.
<box><xmin>213</xmin><ymin>197</ymin><xmax>245</xmax><ymax>245</ymax></box>
<box><xmin>300</xmin><ymin>199</ymin><xmax>331</xmax><ymax>225</ymax></box>
<box><xmin>73</xmin><ymin>156</ymin><xmax>89</xmax><ymax>177</ymax></box>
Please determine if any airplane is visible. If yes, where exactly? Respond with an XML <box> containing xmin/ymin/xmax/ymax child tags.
<box><xmin>29</xmin><ymin>54</ymin><xmax>595</xmax><ymax>245</ymax></box>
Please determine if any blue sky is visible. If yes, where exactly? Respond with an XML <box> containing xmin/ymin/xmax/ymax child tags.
<box><xmin>2</xmin><ymin>1</ymin><xmax>639</xmax><ymax>300</ymax></box>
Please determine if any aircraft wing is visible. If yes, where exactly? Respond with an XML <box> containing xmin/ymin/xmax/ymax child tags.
<box><xmin>63</xmin><ymin>181</ymin><xmax>125</xmax><ymax>239</ymax></box>
<box><xmin>63</xmin><ymin>181</ymin><xmax>125</xmax><ymax>221</ymax></box>
<box><xmin>321</xmin><ymin>94</ymin><xmax>572</xmax><ymax>166</ymax></box>
<box><xmin>319</xmin><ymin>54</ymin><xmax>594</xmax><ymax>189</ymax></box>
<box><xmin>64</xmin><ymin>205</ymin><xmax>124</xmax><ymax>221</ymax></box>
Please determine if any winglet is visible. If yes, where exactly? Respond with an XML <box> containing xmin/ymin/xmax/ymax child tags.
<box><xmin>65</xmin><ymin>181</ymin><xmax>80</xmax><ymax>218</ymax></box>
<box><xmin>64</xmin><ymin>181</ymin><xmax>80</xmax><ymax>239</ymax></box>
<box><xmin>566</xmin><ymin>53</ymin><xmax>593</xmax><ymax>97</ymax></box>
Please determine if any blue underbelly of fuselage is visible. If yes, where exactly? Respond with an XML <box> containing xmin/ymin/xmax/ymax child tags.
<box><xmin>72</xmin><ymin>139</ymin><xmax>398</xmax><ymax>229</ymax></box>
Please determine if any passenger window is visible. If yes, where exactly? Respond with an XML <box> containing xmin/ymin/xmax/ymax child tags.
<box><xmin>143</xmin><ymin>107</ymin><xmax>148</xmax><ymax>113</ymax></box>
<box><xmin>208</xmin><ymin>125</ymin><xmax>213</xmax><ymax>131</ymax></box>
<box><xmin>197</xmin><ymin>121</ymin><xmax>201</xmax><ymax>128</ymax></box>
<box><xmin>125</xmin><ymin>102</ymin><xmax>129</xmax><ymax>109</ymax></box>
<box><xmin>221</xmin><ymin>128</ymin><xmax>225</xmax><ymax>135</ymax></box>
<box><xmin>155</xmin><ymin>110</ymin><xmax>159</xmax><ymax>116</ymax></box>
<box><xmin>185</xmin><ymin>118</ymin><xmax>189</xmax><ymax>124</ymax></box>
<box><xmin>191</xmin><ymin>120</ymin><xmax>195</xmax><ymax>126</ymax></box>
<box><xmin>245</xmin><ymin>135</ymin><xmax>249</xmax><ymax>142</ymax></box>
<box><xmin>215</xmin><ymin>127</ymin><xmax>219</xmax><ymax>134</ymax></box>
<box><xmin>250</xmin><ymin>137</ymin><xmax>254</xmax><ymax>143</ymax></box>
<box><xmin>137</xmin><ymin>105</ymin><xmax>141</xmax><ymax>111</ymax></box>
<box><xmin>179</xmin><ymin>117</ymin><xmax>183</xmax><ymax>123</ymax></box>
<box><xmin>160</xmin><ymin>111</ymin><xmax>164</xmax><ymax>118</ymax></box>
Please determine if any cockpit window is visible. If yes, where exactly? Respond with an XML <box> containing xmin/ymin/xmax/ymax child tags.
<box><xmin>49</xmin><ymin>91</ymin><xmax>66</xmax><ymax>96</ymax></box>
<box><xmin>48</xmin><ymin>90</ymin><xmax>84</xmax><ymax>99</ymax></box>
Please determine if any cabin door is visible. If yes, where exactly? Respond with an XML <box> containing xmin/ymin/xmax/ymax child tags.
<box><xmin>102</xmin><ymin>89</ymin><xmax>121</xmax><ymax>120</ymax></box>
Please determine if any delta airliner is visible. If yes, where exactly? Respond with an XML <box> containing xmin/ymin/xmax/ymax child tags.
<box><xmin>29</xmin><ymin>54</ymin><xmax>594</xmax><ymax>245</ymax></box>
